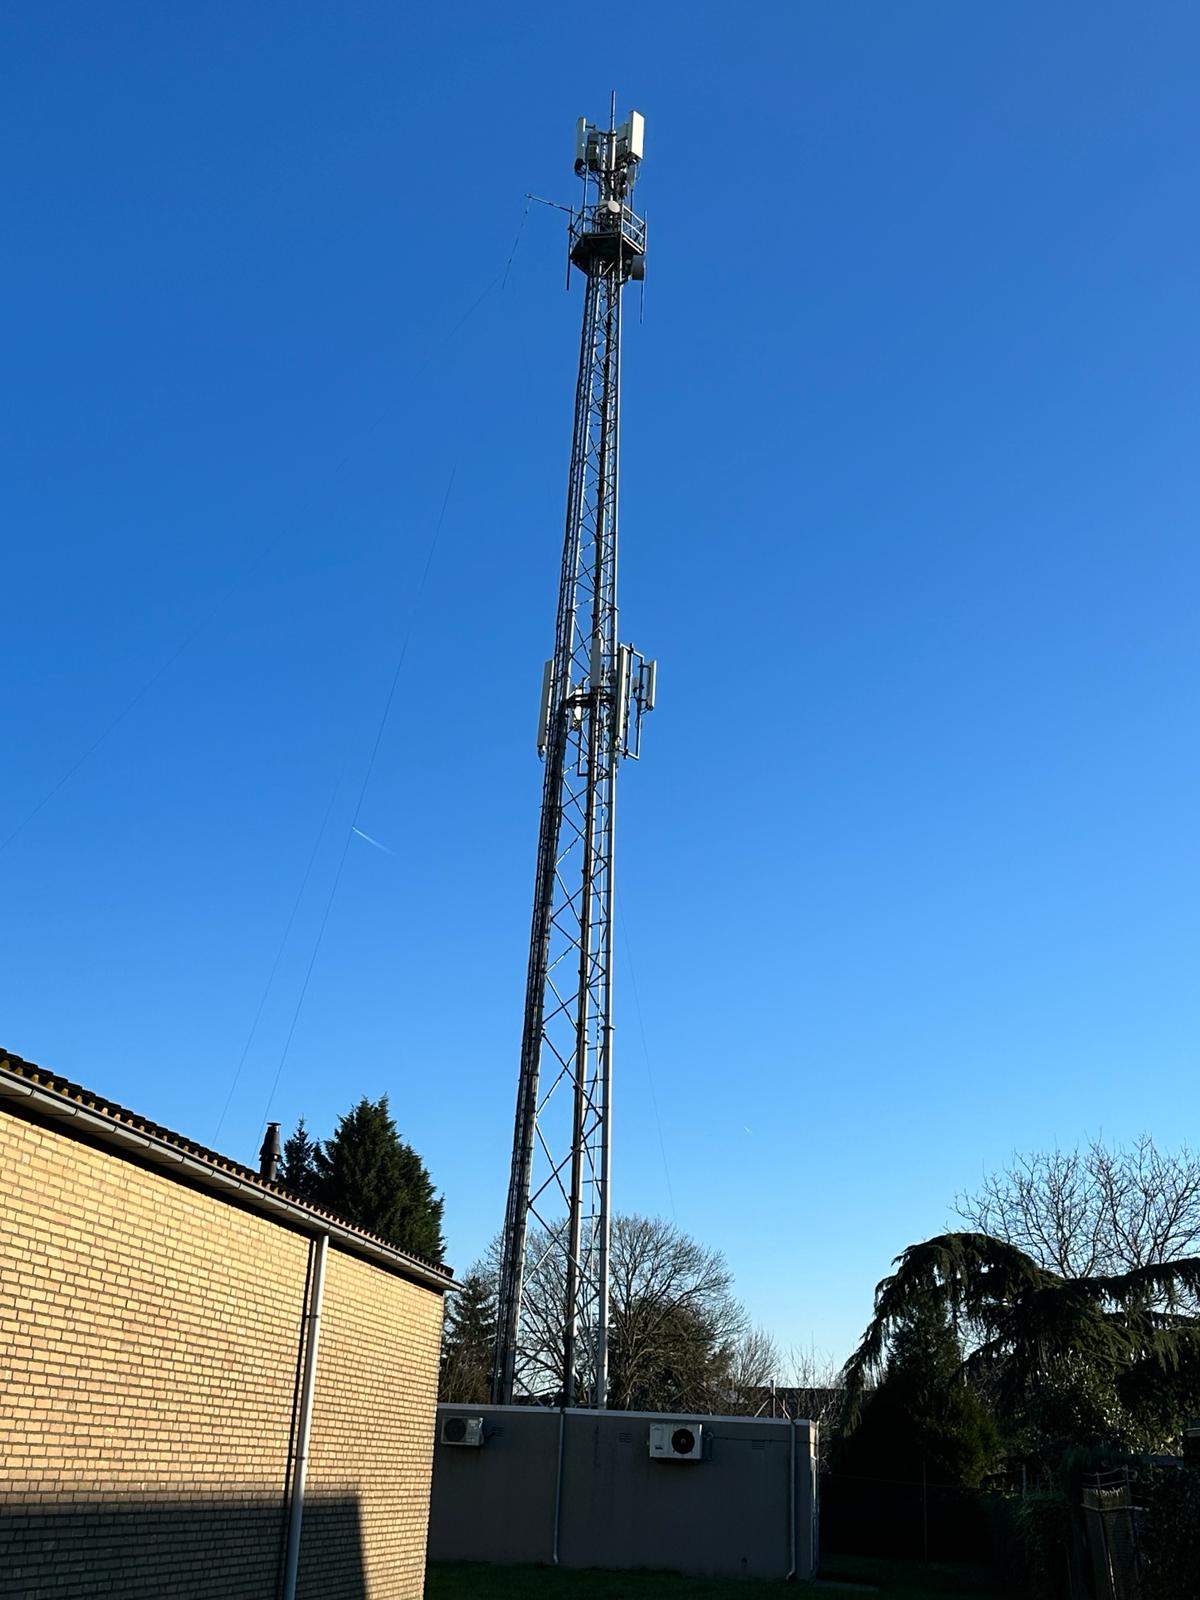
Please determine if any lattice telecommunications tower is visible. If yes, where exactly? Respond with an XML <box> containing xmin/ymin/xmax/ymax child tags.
<box><xmin>492</xmin><ymin>104</ymin><xmax>656</xmax><ymax>1408</ymax></box>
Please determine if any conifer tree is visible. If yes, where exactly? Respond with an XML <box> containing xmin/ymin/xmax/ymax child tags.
<box><xmin>311</xmin><ymin>1095</ymin><xmax>445</xmax><ymax>1261</ymax></box>
<box><xmin>440</xmin><ymin>1270</ymin><xmax>497</xmax><ymax>1402</ymax></box>
<box><xmin>279</xmin><ymin>1117</ymin><xmax>319</xmax><ymax>1198</ymax></box>
<box><xmin>836</xmin><ymin>1298</ymin><xmax>999</xmax><ymax>1487</ymax></box>
<box><xmin>842</xmin><ymin>1231</ymin><xmax>1200</xmax><ymax>1464</ymax></box>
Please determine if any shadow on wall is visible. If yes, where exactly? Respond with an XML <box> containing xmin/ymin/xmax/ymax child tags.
<box><xmin>0</xmin><ymin>1491</ymin><xmax>365</xmax><ymax>1600</ymax></box>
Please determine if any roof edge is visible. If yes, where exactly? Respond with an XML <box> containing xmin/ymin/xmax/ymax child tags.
<box><xmin>0</xmin><ymin>1054</ymin><xmax>458</xmax><ymax>1294</ymax></box>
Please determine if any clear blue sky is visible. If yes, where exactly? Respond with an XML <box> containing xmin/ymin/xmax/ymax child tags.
<box><xmin>4</xmin><ymin>3</ymin><xmax>1198</xmax><ymax>1364</ymax></box>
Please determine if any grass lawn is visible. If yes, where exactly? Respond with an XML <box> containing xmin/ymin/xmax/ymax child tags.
<box><xmin>426</xmin><ymin>1556</ymin><xmax>1017</xmax><ymax>1600</ymax></box>
<box><xmin>818</xmin><ymin>1556</ymin><xmax>1018</xmax><ymax>1598</ymax></box>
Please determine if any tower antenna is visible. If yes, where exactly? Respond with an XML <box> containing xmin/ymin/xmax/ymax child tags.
<box><xmin>492</xmin><ymin>106</ymin><xmax>654</xmax><ymax>1408</ymax></box>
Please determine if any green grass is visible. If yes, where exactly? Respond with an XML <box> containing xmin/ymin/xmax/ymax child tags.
<box><xmin>818</xmin><ymin>1555</ymin><xmax>1017</xmax><ymax>1598</ymax></box>
<box><xmin>425</xmin><ymin>1556</ymin><xmax>1017</xmax><ymax>1600</ymax></box>
<box><xmin>428</xmin><ymin>1568</ymin><xmax>786</xmax><ymax>1599</ymax></box>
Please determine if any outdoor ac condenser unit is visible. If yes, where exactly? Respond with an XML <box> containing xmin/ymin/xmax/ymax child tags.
<box><xmin>648</xmin><ymin>1421</ymin><xmax>703</xmax><ymax>1461</ymax></box>
<box><xmin>440</xmin><ymin>1414</ymin><xmax>484</xmax><ymax>1448</ymax></box>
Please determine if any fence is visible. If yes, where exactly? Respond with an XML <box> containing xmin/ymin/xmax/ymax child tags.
<box><xmin>1079</xmin><ymin>1472</ymin><xmax>1143</xmax><ymax>1600</ymax></box>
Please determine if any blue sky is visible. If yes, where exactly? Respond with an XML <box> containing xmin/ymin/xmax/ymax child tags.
<box><xmin>3</xmin><ymin>3</ymin><xmax>1198</xmax><ymax>1364</ymax></box>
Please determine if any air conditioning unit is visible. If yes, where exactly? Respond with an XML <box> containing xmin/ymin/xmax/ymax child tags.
<box><xmin>648</xmin><ymin>1421</ymin><xmax>703</xmax><ymax>1461</ymax></box>
<box><xmin>440</xmin><ymin>1414</ymin><xmax>484</xmax><ymax>1448</ymax></box>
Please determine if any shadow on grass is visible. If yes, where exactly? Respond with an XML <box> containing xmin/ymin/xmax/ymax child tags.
<box><xmin>820</xmin><ymin>1554</ymin><xmax>1019</xmax><ymax>1598</ymax></box>
<box><xmin>426</xmin><ymin>1557</ymin><xmax>1020</xmax><ymax>1600</ymax></box>
<box><xmin>427</xmin><ymin>1566</ymin><xmax>795</xmax><ymax>1598</ymax></box>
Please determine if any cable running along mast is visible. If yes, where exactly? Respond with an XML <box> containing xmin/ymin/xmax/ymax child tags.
<box><xmin>492</xmin><ymin>104</ymin><xmax>655</xmax><ymax>1408</ymax></box>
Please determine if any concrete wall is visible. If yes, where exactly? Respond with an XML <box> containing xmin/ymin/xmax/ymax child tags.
<box><xmin>429</xmin><ymin>1403</ymin><xmax>819</xmax><ymax>1581</ymax></box>
<box><xmin>0</xmin><ymin>1099</ymin><xmax>446</xmax><ymax>1599</ymax></box>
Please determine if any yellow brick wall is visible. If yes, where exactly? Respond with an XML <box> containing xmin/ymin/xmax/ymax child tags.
<box><xmin>0</xmin><ymin>1105</ymin><xmax>446</xmax><ymax>1599</ymax></box>
<box><xmin>302</xmin><ymin>1251</ymin><xmax>445</xmax><ymax>1600</ymax></box>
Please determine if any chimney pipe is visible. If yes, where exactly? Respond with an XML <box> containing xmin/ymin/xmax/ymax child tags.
<box><xmin>259</xmin><ymin>1122</ymin><xmax>282</xmax><ymax>1183</ymax></box>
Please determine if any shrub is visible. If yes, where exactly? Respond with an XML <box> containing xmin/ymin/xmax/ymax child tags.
<box><xmin>988</xmin><ymin>1491</ymin><xmax>1071</xmax><ymax>1600</ymax></box>
<box><xmin>1139</xmin><ymin>1465</ymin><xmax>1200</xmax><ymax>1600</ymax></box>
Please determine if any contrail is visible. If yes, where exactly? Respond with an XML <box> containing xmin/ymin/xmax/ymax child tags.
<box><xmin>351</xmin><ymin>826</ymin><xmax>394</xmax><ymax>856</ymax></box>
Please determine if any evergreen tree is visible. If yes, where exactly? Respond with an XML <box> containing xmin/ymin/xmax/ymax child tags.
<box><xmin>279</xmin><ymin>1117</ymin><xmax>319</xmax><ymax>1198</ymax></box>
<box><xmin>837</xmin><ymin>1298</ymin><xmax>999</xmax><ymax>1487</ymax></box>
<box><xmin>312</xmin><ymin>1095</ymin><xmax>445</xmax><ymax>1261</ymax></box>
<box><xmin>440</xmin><ymin>1270</ymin><xmax>497</xmax><ymax>1403</ymax></box>
<box><xmin>842</xmin><ymin>1231</ymin><xmax>1200</xmax><ymax>1467</ymax></box>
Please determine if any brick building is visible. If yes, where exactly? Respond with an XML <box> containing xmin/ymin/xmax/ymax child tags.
<box><xmin>0</xmin><ymin>1049</ymin><xmax>455</xmax><ymax>1599</ymax></box>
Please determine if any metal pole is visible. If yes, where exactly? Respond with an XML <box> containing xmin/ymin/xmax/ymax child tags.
<box><xmin>595</xmin><ymin>756</ymin><xmax>616</xmax><ymax>1407</ymax></box>
<box><xmin>283</xmin><ymin>1232</ymin><xmax>327</xmax><ymax>1600</ymax></box>
<box><xmin>492</xmin><ymin>706</ymin><xmax>569</xmax><ymax>1403</ymax></box>
<box><xmin>583</xmin><ymin>265</ymin><xmax>619</xmax><ymax>1408</ymax></box>
<box><xmin>561</xmin><ymin>718</ymin><xmax>597</xmax><ymax>1406</ymax></box>
<box><xmin>492</xmin><ymin>264</ymin><xmax>603</xmax><ymax>1406</ymax></box>
<box><xmin>550</xmin><ymin>1406</ymin><xmax>567</xmax><ymax>1565</ymax></box>
<box><xmin>563</xmin><ymin>287</ymin><xmax>613</xmax><ymax>1399</ymax></box>
<box><xmin>785</xmin><ymin>1416</ymin><xmax>797</xmax><ymax>1581</ymax></box>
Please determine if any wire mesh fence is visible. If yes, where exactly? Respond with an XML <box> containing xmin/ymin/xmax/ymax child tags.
<box><xmin>1080</xmin><ymin>1472</ymin><xmax>1144</xmax><ymax>1600</ymax></box>
<box><xmin>818</xmin><ymin>1461</ymin><xmax>1191</xmax><ymax>1597</ymax></box>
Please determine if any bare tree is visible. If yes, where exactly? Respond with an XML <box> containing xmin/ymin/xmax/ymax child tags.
<box><xmin>707</xmin><ymin>1339</ymin><xmax>846</xmax><ymax>1460</ymax></box>
<box><xmin>478</xmin><ymin>1226</ymin><xmax>567</xmax><ymax>1399</ymax></box>
<box><xmin>481</xmin><ymin>1214</ymin><xmax>752</xmax><ymax>1410</ymax></box>
<box><xmin>759</xmin><ymin>1344</ymin><xmax>846</xmax><ymax>1465</ymax></box>
<box><xmin>722</xmin><ymin>1324</ymin><xmax>783</xmax><ymax>1414</ymax></box>
<box><xmin>955</xmin><ymin>1136</ymin><xmax>1200</xmax><ymax>1279</ymax></box>
<box><xmin>607</xmin><ymin>1215</ymin><xmax>747</xmax><ymax>1411</ymax></box>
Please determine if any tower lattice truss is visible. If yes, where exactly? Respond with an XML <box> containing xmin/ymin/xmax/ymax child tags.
<box><xmin>493</xmin><ymin>106</ymin><xmax>655</xmax><ymax>1408</ymax></box>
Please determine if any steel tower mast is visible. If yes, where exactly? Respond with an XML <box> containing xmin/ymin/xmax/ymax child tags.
<box><xmin>492</xmin><ymin>103</ymin><xmax>656</xmax><ymax>1408</ymax></box>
